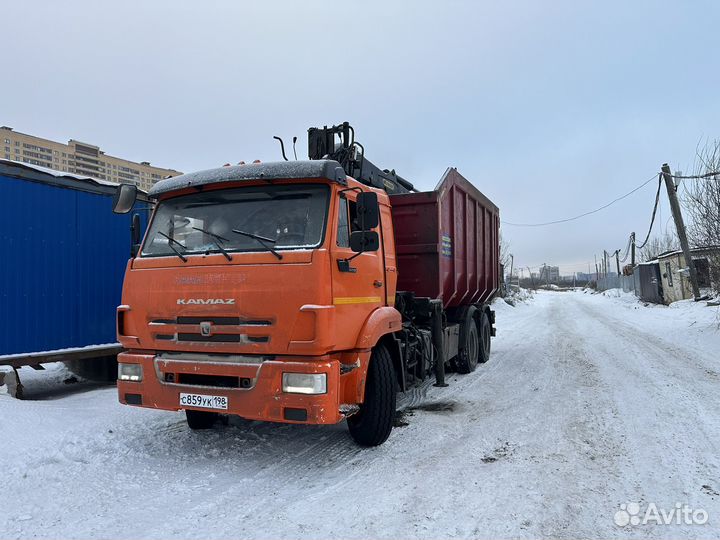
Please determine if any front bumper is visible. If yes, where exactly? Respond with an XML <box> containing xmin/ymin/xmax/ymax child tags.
<box><xmin>117</xmin><ymin>351</ymin><xmax>344</xmax><ymax>424</ymax></box>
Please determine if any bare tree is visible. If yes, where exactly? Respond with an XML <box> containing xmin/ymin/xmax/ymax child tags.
<box><xmin>639</xmin><ymin>232</ymin><xmax>678</xmax><ymax>262</ymax></box>
<box><xmin>499</xmin><ymin>231</ymin><xmax>512</xmax><ymax>271</ymax></box>
<box><xmin>498</xmin><ymin>231</ymin><xmax>512</xmax><ymax>296</ymax></box>
<box><xmin>682</xmin><ymin>139</ymin><xmax>720</xmax><ymax>294</ymax></box>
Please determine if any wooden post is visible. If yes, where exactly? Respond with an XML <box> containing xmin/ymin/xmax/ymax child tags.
<box><xmin>603</xmin><ymin>250</ymin><xmax>608</xmax><ymax>278</ymax></box>
<box><xmin>594</xmin><ymin>254</ymin><xmax>599</xmax><ymax>281</ymax></box>
<box><xmin>527</xmin><ymin>266</ymin><xmax>536</xmax><ymax>289</ymax></box>
<box><xmin>631</xmin><ymin>232</ymin><xmax>636</xmax><ymax>266</ymax></box>
<box><xmin>615</xmin><ymin>249</ymin><xmax>621</xmax><ymax>276</ymax></box>
<box><xmin>661</xmin><ymin>163</ymin><xmax>701</xmax><ymax>300</ymax></box>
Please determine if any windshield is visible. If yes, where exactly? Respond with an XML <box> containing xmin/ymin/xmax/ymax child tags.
<box><xmin>141</xmin><ymin>184</ymin><xmax>329</xmax><ymax>258</ymax></box>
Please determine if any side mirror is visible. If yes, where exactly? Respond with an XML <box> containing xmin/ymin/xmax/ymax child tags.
<box><xmin>350</xmin><ymin>230</ymin><xmax>379</xmax><ymax>253</ymax></box>
<box><xmin>356</xmin><ymin>192</ymin><xmax>379</xmax><ymax>230</ymax></box>
<box><xmin>130</xmin><ymin>213</ymin><xmax>142</xmax><ymax>257</ymax></box>
<box><xmin>113</xmin><ymin>183</ymin><xmax>138</xmax><ymax>214</ymax></box>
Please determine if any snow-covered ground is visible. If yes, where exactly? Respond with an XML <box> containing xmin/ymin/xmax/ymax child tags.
<box><xmin>1</xmin><ymin>291</ymin><xmax>719</xmax><ymax>539</ymax></box>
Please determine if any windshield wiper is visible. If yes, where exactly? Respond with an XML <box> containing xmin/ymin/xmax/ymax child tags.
<box><xmin>158</xmin><ymin>232</ymin><xmax>188</xmax><ymax>262</ymax></box>
<box><xmin>231</xmin><ymin>229</ymin><xmax>283</xmax><ymax>260</ymax></box>
<box><xmin>192</xmin><ymin>226</ymin><xmax>232</xmax><ymax>261</ymax></box>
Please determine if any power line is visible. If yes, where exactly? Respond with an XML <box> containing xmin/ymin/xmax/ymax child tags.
<box><xmin>501</xmin><ymin>173</ymin><xmax>659</xmax><ymax>227</ymax></box>
<box><xmin>618</xmin><ymin>234</ymin><xmax>633</xmax><ymax>263</ymax></box>
<box><xmin>668</xmin><ymin>170</ymin><xmax>720</xmax><ymax>180</ymax></box>
<box><xmin>635</xmin><ymin>174</ymin><xmax>663</xmax><ymax>250</ymax></box>
<box><xmin>523</xmin><ymin>261</ymin><xmax>594</xmax><ymax>271</ymax></box>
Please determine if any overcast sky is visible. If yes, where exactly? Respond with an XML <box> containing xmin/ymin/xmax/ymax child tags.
<box><xmin>4</xmin><ymin>0</ymin><xmax>720</xmax><ymax>274</ymax></box>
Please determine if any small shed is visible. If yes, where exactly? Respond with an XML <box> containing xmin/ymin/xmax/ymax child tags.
<box><xmin>656</xmin><ymin>247</ymin><xmax>718</xmax><ymax>304</ymax></box>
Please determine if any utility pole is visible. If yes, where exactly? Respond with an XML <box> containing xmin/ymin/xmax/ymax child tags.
<box><xmin>615</xmin><ymin>249</ymin><xmax>621</xmax><ymax>277</ymax></box>
<box><xmin>605</xmin><ymin>251</ymin><xmax>610</xmax><ymax>277</ymax></box>
<box><xmin>661</xmin><ymin>163</ymin><xmax>701</xmax><ymax>300</ymax></box>
<box><xmin>630</xmin><ymin>232</ymin><xmax>636</xmax><ymax>267</ymax></box>
<box><xmin>603</xmin><ymin>250</ymin><xmax>608</xmax><ymax>278</ymax></box>
<box><xmin>527</xmin><ymin>266</ymin><xmax>536</xmax><ymax>290</ymax></box>
<box><xmin>509</xmin><ymin>254</ymin><xmax>514</xmax><ymax>289</ymax></box>
<box><xmin>594</xmin><ymin>254</ymin><xmax>598</xmax><ymax>281</ymax></box>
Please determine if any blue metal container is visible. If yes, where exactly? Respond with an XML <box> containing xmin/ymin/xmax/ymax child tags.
<box><xmin>0</xmin><ymin>160</ymin><xmax>147</xmax><ymax>357</ymax></box>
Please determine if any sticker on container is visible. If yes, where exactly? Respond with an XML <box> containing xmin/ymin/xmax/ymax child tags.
<box><xmin>441</xmin><ymin>234</ymin><xmax>452</xmax><ymax>257</ymax></box>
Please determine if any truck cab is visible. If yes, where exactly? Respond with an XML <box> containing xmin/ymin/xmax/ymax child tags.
<box><xmin>115</xmin><ymin>160</ymin><xmax>403</xmax><ymax>443</ymax></box>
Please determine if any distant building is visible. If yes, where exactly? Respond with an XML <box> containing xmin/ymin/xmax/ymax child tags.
<box><xmin>1</xmin><ymin>126</ymin><xmax>181</xmax><ymax>191</ymax></box>
<box><xmin>539</xmin><ymin>265</ymin><xmax>560</xmax><ymax>283</ymax></box>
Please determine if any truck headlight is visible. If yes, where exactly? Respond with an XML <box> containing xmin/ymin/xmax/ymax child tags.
<box><xmin>118</xmin><ymin>363</ymin><xmax>143</xmax><ymax>382</ymax></box>
<box><xmin>282</xmin><ymin>373</ymin><xmax>326</xmax><ymax>395</ymax></box>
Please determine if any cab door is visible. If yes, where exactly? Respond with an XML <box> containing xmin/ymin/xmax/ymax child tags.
<box><xmin>330</xmin><ymin>190</ymin><xmax>386</xmax><ymax>350</ymax></box>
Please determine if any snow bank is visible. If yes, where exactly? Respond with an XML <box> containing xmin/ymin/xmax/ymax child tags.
<box><xmin>498</xmin><ymin>286</ymin><xmax>534</xmax><ymax>307</ymax></box>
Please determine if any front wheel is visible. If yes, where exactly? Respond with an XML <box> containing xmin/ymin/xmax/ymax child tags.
<box><xmin>348</xmin><ymin>344</ymin><xmax>396</xmax><ymax>447</ymax></box>
<box><xmin>185</xmin><ymin>409</ymin><xmax>219</xmax><ymax>430</ymax></box>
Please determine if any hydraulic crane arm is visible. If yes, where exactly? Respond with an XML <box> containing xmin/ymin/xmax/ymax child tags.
<box><xmin>307</xmin><ymin>122</ymin><xmax>415</xmax><ymax>194</ymax></box>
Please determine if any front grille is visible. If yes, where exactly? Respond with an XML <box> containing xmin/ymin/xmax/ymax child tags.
<box><xmin>152</xmin><ymin>316</ymin><xmax>271</xmax><ymax>326</ymax></box>
<box><xmin>177</xmin><ymin>333</ymin><xmax>269</xmax><ymax>343</ymax></box>
<box><xmin>148</xmin><ymin>314</ymin><xmax>273</xmax><ymax>345</ymax></box>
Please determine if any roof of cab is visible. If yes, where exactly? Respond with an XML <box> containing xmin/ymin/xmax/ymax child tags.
<box><xmin>148</xmin><ymin>159</ymin><xmax>347</xmax><ymax>198</ymax></box>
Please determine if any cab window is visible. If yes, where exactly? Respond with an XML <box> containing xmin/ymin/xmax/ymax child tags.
<box><xmin>337</xmin><ymin>197</ymin><xmax>350</xmax><ymax>247</ymax></box>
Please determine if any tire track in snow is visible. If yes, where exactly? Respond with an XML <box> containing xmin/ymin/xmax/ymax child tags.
<box><xmin>569</xmin><ymin>294</ymin><xmax>720</xmax><ymax>538</ymax></box>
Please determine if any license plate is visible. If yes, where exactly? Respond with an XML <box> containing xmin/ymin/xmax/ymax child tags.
<box><xmin>179</xmin><ymin>392</ymin><xmax>228</xmax><ymax>410</ymax></box>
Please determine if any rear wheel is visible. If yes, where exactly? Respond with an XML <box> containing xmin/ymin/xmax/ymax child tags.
<box><xmin>348</xmin><ymin>343</ymin><xmax>396</xmax><ymax>447</ymax></box>
<box><xmin>478</xmin><ymin>311</ymin><xmax>491</xmax><ymax>364</ymax></box>
<box><xmin>185</xmin><ymin>410</ymin><xmax>219</xmax><ymax>430</ymax></box>
<box><xmin>455</xmin><ymin>316</ymin><xmax>479</xmax><ymax>374</ymax></box>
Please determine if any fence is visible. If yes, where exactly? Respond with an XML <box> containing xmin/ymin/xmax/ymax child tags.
<box><xmin>596</xmin><ymin>274</ymin><xmax>635</xmax><ymax>293</ymax></box>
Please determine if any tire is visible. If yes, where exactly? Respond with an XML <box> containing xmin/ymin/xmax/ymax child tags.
<box><xmin>478</xmin><ymin>311</ymin><xmax>491</xmax><ymax>364</ymax></box>
<box><xmin>185</xmin><ymin>409</ymin><xmax>219</xmax><ymax>430</ymax></box>
<box><xmin>455</xmin><ymin>315</ymin><xmax>480</xmax><ymax>374</ymax></box>
<box><xmin>348</xmin><ymin>343</ymin><xmax>396</xmax><ymax>447</ymax></box>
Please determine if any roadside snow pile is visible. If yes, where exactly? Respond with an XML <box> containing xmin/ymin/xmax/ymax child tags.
<box><xmin>582</xmin><ymin>287</ymin><xmax>720</xmax><ymax>331</ymax></box>
<box><xmin>500</xmin><ymin>286</ymin><xmax>534</xmax><ymax>307</ymax></box>
<box><xmin>0</xmin><ymin>362</ymin><xmax>91</xmax><ymax>399</ymax></box>
<box><xmin>599</xmin><ymin>287</ymin><xmax>640</xmax><ymax>302</ymax></box>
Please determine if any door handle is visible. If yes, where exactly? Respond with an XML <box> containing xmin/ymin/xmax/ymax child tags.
<box><xmin>373</xmin><ymin>280</ymin><xmax>383</xmax><ymax>288</ymax></box>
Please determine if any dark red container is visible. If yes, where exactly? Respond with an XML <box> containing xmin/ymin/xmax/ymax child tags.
<box><xmin>390</xmin><ymin>168</ymin><xmax>500</xmax><ymax>309</ymax></box>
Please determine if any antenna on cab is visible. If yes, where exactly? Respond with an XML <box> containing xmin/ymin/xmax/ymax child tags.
<box><xmin>273</xmin><ymin>136</ymin><xmax>289</xmax><ymax>161</ymax></box>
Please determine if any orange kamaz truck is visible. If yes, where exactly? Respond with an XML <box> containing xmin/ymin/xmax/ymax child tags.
<box><xmin>112</xmin><ymin>122</ymin><xmax>499</xmax><ymax>446</ymax></box>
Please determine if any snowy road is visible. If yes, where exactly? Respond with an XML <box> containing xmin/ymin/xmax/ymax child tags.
<box><xmin>2</xmin><ymin>291</ymin><xmax>719</xmax><ymax>539</ymax></box>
